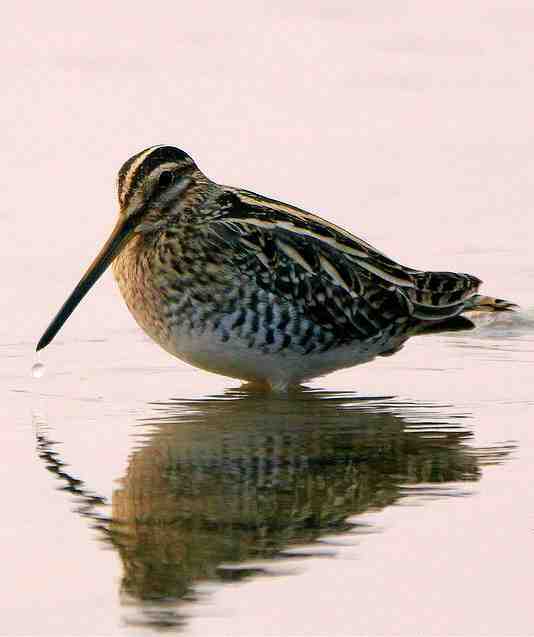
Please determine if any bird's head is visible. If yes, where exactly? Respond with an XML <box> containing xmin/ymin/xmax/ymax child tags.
<box><xmin>117</xmin><ymin>145</ymin><xmax>212</xmax><ymax>230</ymax></box>
<box><xmin>37</xmin><ymin>145</ymin><xmax>208</xmax><ymax>351</ymax></box>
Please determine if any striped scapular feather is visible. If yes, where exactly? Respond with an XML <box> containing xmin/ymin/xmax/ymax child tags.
<box><xmin>210</xmin><ymin>187</ymin><xmax>514</xmax><ymax>340</ymax></box>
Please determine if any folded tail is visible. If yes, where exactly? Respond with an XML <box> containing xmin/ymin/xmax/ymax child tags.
<box><xmin>406</xmin><ymin>269</ymin><xmax>518</xmax><ymax>337</ymax></box>
<box><xmin>463</xmin><ymin>295</ymin><xmax>519</xmax><ymax>313</ymax></box>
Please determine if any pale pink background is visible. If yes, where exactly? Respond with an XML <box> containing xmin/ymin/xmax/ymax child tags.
<box><xmin>2</xmin><ymin>1</ymin><xmax>534</xmax><ymax>635</ymax></box>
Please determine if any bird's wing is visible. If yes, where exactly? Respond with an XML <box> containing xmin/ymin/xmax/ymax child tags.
<box><xmin>205</xmin><ymin>188</ymin><xmax>481</xmax><ymax>339</ymax></box>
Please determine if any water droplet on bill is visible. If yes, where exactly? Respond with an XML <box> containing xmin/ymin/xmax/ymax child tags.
<box><xmin>31</xmin><ymin>361</ymin><xmax>45</xmax><ymax>378</ymax></box>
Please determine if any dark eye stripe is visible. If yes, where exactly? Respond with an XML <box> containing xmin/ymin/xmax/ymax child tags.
<box><xmin>118</xmin><ymin>146</ymin><xmax>191</xmax><ymax>207</ymax></box>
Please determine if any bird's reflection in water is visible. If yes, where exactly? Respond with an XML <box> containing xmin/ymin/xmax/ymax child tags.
<box><xmin>36</xmin><ymin>387</ymin><xmax>512</xmax><ymax>629</ymax></box>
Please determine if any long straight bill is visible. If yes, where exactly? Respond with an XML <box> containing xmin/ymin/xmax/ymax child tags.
<box><xmin>36</xmin><ymin>215</ymin><xmax>137</xmax><ymax>351</ymax></box>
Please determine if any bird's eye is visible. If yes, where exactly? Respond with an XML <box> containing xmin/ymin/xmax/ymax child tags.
<box><xmin>158</xmin><ymin>171</ymin><xmax>174</xmax><ymax>189</ymax></box>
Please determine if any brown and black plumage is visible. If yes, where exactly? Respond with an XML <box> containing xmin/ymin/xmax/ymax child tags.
<box><xmin>37</xmin><ymin>145</ymin><xmax>516</xmax><ymax>389</ymax></box>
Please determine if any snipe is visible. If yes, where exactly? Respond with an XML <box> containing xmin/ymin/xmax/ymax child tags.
<box><xmin>37</xmin><ymin>145</ymin><xmax>516</xmax><ymax>389</ymax></box>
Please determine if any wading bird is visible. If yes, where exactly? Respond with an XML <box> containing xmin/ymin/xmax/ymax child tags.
<box><xmin>37</xmin><ymin>146</ymin><xmax>515</xmax><ymax>390</ymax></box>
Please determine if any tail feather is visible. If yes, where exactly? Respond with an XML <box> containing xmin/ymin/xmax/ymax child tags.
<box><xmin>407</xmin><ymin>269</ymin><xmax>518</xmax><ymax>321</ymax></box>
<box><xmin>411</xmin><ymin>271</ymin><xmax>482</xmax><ymax>305</ymax></box>
<box><xmin>408</xmin><ymin>294</ymin><xmax>518</xmax><ymax>337</ymax></box>
<box><xmin>398</xmin><ymin>266</ymin><xmax>517</xmax><ymax>338</ymax></box>
<box><xmin>464</xmin><ymin>295</ymin><xmax>519</xmax><ymax>313</ymax></box>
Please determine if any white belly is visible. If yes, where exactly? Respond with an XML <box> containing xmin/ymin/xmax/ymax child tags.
<box><xmin>149</xmin><ymin>322</ymin><xmax>403</xmax><ymax>390</ymax></box>
<box><xmin>112</xmin><ymin>251</ymin><xmax>406</xmax><ymax>389</ymax></box>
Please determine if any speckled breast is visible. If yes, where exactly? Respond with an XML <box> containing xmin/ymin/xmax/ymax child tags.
<box><xmin>111</xmin><ymin>233</ymin><xmax>401</xmax><ymax>386</ymax></box>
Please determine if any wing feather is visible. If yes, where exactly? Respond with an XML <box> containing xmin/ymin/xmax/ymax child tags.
<box><xmin>208</xmin><ymin>189</ymin><xmax>481</xmax><ymax>336</ymax></box>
